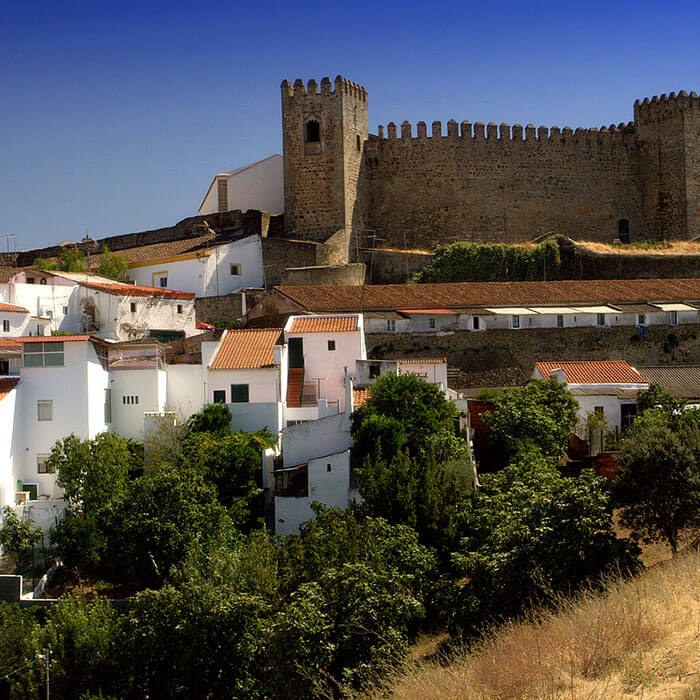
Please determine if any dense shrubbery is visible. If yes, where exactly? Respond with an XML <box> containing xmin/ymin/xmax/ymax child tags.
<box><xmin>0</xmin><ymin>381</ymin><xmax>647</xmax><ymax>698</ymax></box>
<box><xmin>411</xmin><ymin>238</ymin><xmax>562</xmax><ymax>283</ymax></box>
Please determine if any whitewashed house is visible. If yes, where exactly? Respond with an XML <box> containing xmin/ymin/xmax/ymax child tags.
<box><xmin>0</xmin><ymin>378</ymin><xmax>21</xmax><ymax>510</ymax></box>
<box><xmin>198</xmin><ymin>155</ymin><xmax>284</xmax><ymax>216</ymax></box>
<box><xmin>532</xmin><ymin>360</ymin><xmax>649</xmax><ymax>450</ymax></box>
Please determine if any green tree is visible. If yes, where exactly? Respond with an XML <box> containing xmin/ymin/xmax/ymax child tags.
<box><xmin>351</xmin><ymin>372</ymin><xmax>457</xmax><ymax>461</ymax></box>
<box><xmin>186</xmin><ymin>402</ymin><xmax>234</xmax><ymax>436</ymax></box>
<box><xmin>636</xmin><ymin>382</ymin><xmax>686</xmax><ymax>418</ymax></box>
<box><xmin>616</xmin><ymin>419</ymin><xmax>700</xmax><ymax>554</ymax></box>
<box><xmin>483</xmin><ymin>379</ymin><xmax>579</xmax><ymax>464</ymax></box>
<box><xmin>96</xmin><ymin>245</ymin><xmax>128</xmax><ymax>281</ymax></box>
<box><xmin>449</xmin><ymin>447</ymin><xmax>640</xmax><ymax>630</ymax></box>
<box><xmin>0</xmin><ymin>603</ymin><xmax>40</xmax><ymax>699</ymax></box>
<box><xmin>0</xmin><ymin>507</ymin><xmax>42</xmax><ymax>573</ymax></box>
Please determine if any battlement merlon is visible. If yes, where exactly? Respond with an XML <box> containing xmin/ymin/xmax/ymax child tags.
<box><xmin>375</xmin><ymin>119</ymin><xmax>636</xmax><ymax>143</ymax></box>
<box><xmin>634</xmin><ymin>91</ymin><xmax>700</xmax><ymax>121</ymax></box>
<box><xmin>280</xmin><ymin>76</ymin><xmax>367</xmax><ymax>101</ymax></box>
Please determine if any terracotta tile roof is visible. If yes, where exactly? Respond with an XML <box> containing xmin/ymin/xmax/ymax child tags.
<box><xmin>82</xmin><ymin>280</ymin><xmax>195</xmax><ymax>300</ymax></box>
<box><xmin>397</xmin><ymin>357</ymin><xmax>447</xmax><ymax>365</ymax></box>
<box><xmin>288</xmin><ymin>315</ymin><xmax>359</xmax><ymax>333</ymax></box>
<box><xmin>17</xmin><ymin>335</ymin><xmax>93</xmax><ymax>343</ymax></box>
<box><xmin>274</xmin><ymin>279</ymin><xmax>700</xmax><ymax>312</ymax></box>
<box><xmin>0</xmin><ymin>303</ymin><xmax>29</xmax><ymax>314</ymax></box>
<box><xmin>0</xmin><ymin>377</ymin><xmax>20</xmax><ymax>402</ymax></box>
<box><xmin>353</xmin><ymin>387</ymin><xmax>370</xmax><ymax>408</ymax></box>
<box><xmin>0</xmin><ymin>338</ymin><xmax>20</xmax><ymax>350</ymax></box>
<box><xmin>210</xmin><ymin>328</ymin><xmax>283</xmax><ymax>369</ymax></box>
<box><xmin>637</xmin><ymin>366</ymin><xmax>700</xmax><ymax>400</ymax></box>
<box><xmin>535</xmin><ymin>360</ymin><xmax>648</xmax><ymax>385</ymax></box>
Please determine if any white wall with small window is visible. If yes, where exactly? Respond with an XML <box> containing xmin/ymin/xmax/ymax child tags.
<box><xmin>16</xmin><ymin>338</ymin><xmax>109</xmax><ymax>499</ymax></box>
<box><xmin>0</xmin><ymin>309</ymin><xmax>34</xmax><ymax>337</ymax></box>
<box><xmin>0</xmin><ymin>381</ymin><xmax>20</xmax><ymax>510</ymax></box>
<box><xmin>109</xmin><ymin>367</ymin><xmax>167</xmax><ymax>440</ymax></box>
<box><xmin>125</xmin><ymin>235</ymin><xmax>264</xmax><ymax>298</ymax></box>
<box><xmin>10</xmin><ymin>271</ymin><xmax>80</xmax><ymax>335</ymax></box>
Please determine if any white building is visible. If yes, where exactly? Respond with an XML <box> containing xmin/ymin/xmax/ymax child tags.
<box><xmin>532</xmin><ymin>360</ymin><xmax>650</xmax><ymax>450</ymax></box>
<box><xmin>198</xmin><ymin>155</ymin><xmax>284</xmax><ymax>216</ymax></box>
<box><xmin>0</xmin><ymin>378</ymin><xmax>21</xmax><ymax>510</ymax></box>
<box><xmin>124</xmin><ymin>234</ymin><xmax>265</xmax><ymax>298</ymax></box>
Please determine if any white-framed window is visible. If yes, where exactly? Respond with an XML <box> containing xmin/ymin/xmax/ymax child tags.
<box><xmin>597</xmin><ymin>313</ymin><xmax>606</xmax><ymax>327</ymax></box>
<box><xmin>37</xmin><ymin>400</ymin><xmax>53</xmax><ymax>421</ymax></box>
<box><xmin>638</xmin><ymin>314</ymin><xmax>646</xmax><ymax>325</ymax></box>
<box><xmin>387</xmin><ymin>319</ymin><xmax>396</xmax><ymax>332</ymax></box>
<box><xmin>130</xmin><ymin>302</ymin><xmax>137</xmax><ymax>313</ymax></box>
<box><xmin>511</xmin><ymin>315</ymin><xmax>520</xmax><ymax>329</ymax></box>
<box><xmin>213</xmin><ymin>390</ymin><xmax>226</xmax><ymax>404</ymax></box>
<box><xmin>556</xmin><ymin>314</ymin><xmax>564</xmax><ymax>328</ymax></box>
<box><xmin>1</xmin><ymin>320</ymin><xmax>8</xmax><ymax>332</ymax></box>
<box><xmin>428</xmin><ymin>318</ymin><xmax>436</xmax><ymax>329</ymax></box>
<box><xmin>152</xmin><ymin>271</ymin><xmax>168</xmax><ymax>288</ymax></box>
<box><xmin>669</xmin><ymin>310</ymin><xmax>678</xmax><ymax>326</ymax></box>
<box><xmin>473</xmin><ymin>316</ymin><xmax>480</xmax><ymax>330</ymax></box>
<box><xmin>328</xmin><ymin>340</ymin><xmax>336</xmax><ymax>351</ymax></box>
<box><xmin>37</xmin><ymin>454</ymin><xmax>52</xmax><ymax>474</ymax></box>
<box><xmin>230</xmin><ymin>264</ymin><xmax>242</xmax><ymax>276</ymax></box>
<box><xmin>24</xmin><ymin>342</ymin><xmax>64</xmax><ymax>367</ymax></box>
<box><xmin>122</xmin><ymin>395</ymin><xmax>139</xmax><ymax>405</ymax></box>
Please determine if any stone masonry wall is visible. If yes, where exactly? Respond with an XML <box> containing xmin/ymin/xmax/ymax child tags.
<box><xmin>364</xmin><ymin>121</ymin><xmax>643</xmax><ymax>248</ymax></box>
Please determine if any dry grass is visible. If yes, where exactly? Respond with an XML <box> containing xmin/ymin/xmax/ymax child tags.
<box><xmin>385</xmin><ymin>548</ymin><xmax>700</xmax><ymax>700</ymax></box>
<box><xmin>578</xmin><ymin>240</ymin><xmax>700</xmax><ymax>256</ymax></box>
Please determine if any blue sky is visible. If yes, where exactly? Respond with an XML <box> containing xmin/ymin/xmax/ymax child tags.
<box><xmin>2</xmin><ymin>0</ymin><xmax>700</xmax><ymax>250</ymax></box>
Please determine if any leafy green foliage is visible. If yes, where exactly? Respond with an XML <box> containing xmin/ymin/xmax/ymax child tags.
<box><xmin>96</xmin><ymin>246</ymin><xmax>128</xmax><ymax>281</ymax></box>
<box><xmin>616</xmin><ymin>410</ymin><xmax>700</xmax><ymax>553</ymax></box>
<box><xmin>483</xmin><ymin>380</ymin><xmax>579</xmax><ymax>464</ymax></box>
<box><xmin>0</xmin><ymin>604</ymin><xmax>40</xmax><ymax>699</ymax></box>
<box><xmin>449</xmin><ymin>448</ymin><xmax>641</xmax><ymax>630</ymax></box>
<box><xmin>636</xmin><ymin>382</ymin><xmax>686</xmax><ymax>418</ymax></box>
<box><xmin>34</xmin><ymin>247</ymin><xmax>88</xmax><ymax>273</ymax></box>
<box><xmin>185</xmin><ymin>402</ymin><xmax>233</xmax><ymax>435</ymax></box>
<box><xmin>0</xmin><ymin>507</ymin><xmax>42</xmax><ymax>573</ymax></box>
<box><xmin>412</xmin><ymin>238</ymin><xmax>562</xmax><ymax>283</ymax></box>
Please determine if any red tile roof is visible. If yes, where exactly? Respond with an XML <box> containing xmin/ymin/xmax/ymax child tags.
<box><xmin>210</xmin><ymin>328</ymin><xmax>283</xmax><ymax>369</ymax></box>
<box><xmin>535</xmin><ymin>360</ymin><xmax>648</xmax><ymax>385</ymax></box>
<box><xmin>0</xmin><ymin>302</ymin><xmax>29</xmax><ymax>314</ymax></box>
<box><xmin>353</xmin><ymin>387</ymin><xmax>370</xmax><ymax>408</ymax></box>
<box><xmin>273</xmin><ymin>279</ymin><xmax>700</xmax><ymax>312</ymax></box>
<box><xmin>0</xmin><ymin>377</ymin><xmax>20</xmax><ymax>402</ymax></box>
<box><xmin>397</xmin><ymin>357</ymin><xmax>447</xmax><ymax>365</ymax></box>
<box><xmin>17</xmin><ymin>335</ymin><xmax>93</xmax><ymax>343</ymax></box>
<box><xmin>288</xmin><ymin>315</ymin><xmax>359</xmax><ymax>334</ymax></box>
<box><xmin>82</xmin><ymin>280</ymin><xmax>195</xmax><ymax>300</ymax></box>
<box><xmin>0</xmin><ymin>338</ymin><xmax>20</xmax><ymax>350</ymax></box>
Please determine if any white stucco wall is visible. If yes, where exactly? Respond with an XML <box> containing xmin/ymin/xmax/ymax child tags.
<box><xmin>0</xmin><ymin>387</ymin><xmax>19</xmax><ymax>509</ymax></box>
<box><xmin>10</xmin><ymin>273</ymin><xmax>79</xmax><ymax>335</ymax></box>
<box><xmin>397</xmin><ymin>361</ymin><xmax>448</xmax><ymax>390</ymax></box>
<box><xmin>199</xmin><ymin>154</ymin><xmax>284</xmax><ymax>216</ymax></box>
<box><xmin>282</xmin><ymin>411</ymin><xmax>352</xmax><ymax>469</ymax></box>
<box><xmin>0</xmin><ymin>311</ymin><xmax>32</xmax><ymax>337</ymax></box>
<box><xmin>206</xmin><ymin>367</ymin><xmax>280</xmax><ymax>404</ymax></box>
<box><xmin>110</xmin><ymin>368</ymin><xmax>167</xmax><ymax>440</ymax></box>
<box><xmin>275</xmin><ymin>450</ymin><xmax>351</xmax><ymax>536</ymax></box>
<box><xmin>126</xmin><ymin>236</ymin><xmax>264</xmax><ymax>298</ymax></box>
<box><xmin>165</xmin><ymin>364</ymin><xmax>205</xmax><ymax>421</ymax></box>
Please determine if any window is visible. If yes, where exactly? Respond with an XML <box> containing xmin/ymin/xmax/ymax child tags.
<box><xmin>618</xmin><ymin>218</ymin><xmax>630</xmax><ymax>244</ymax></box>
<box><xmin>638</xmin><ymin>314</ymin><xmax>646</xmax><ymax>326</ymax></box>
<box><xmin>597</xmin><ymin>313</ymin><xmax>606</xmax><ymax>327</ymax></box>
<box><xmin>428</xmin><ymin>317</ymin><xmax>436</xmax><ymax>329</ymax></box>
<box><xmin>230</xmin><ymin>384</ymin><xmax>249</xmax><ymax>403</ymax></box>
<box><xmin>37</xmin><ymin>400</ymin><xmax>53</xmax><ymax>421</ymax></box>
<box><xmin>594</xmin><ymin>406</ymin><xmax>605</xmax><ymax>417</ymax></box>
<box><xmin>152</xmin><ymin>271</ymin><xmax>168</xmax><ymax>288</ymax></box>
<box><xmin>369</xmin><ymin>363</ymin><xmax>381</xmax><ymax>379</ymax></box>
<box><xmin>1</xmin><ymin>320</ymin><xmax>8</xmax><ymax>332</ymax></box>
<box><xmin>305</xmin><ymin>119</ymin><xmax>320</xmax><ymax>143</ymax></box>
<box><xmin>177</xmin><ymin>304</ymin><xmax>183</xmax><ymax>315</ymax></box>
<box><xmin>356</xmin><ymin>134</ymin><xmax>361</xmax><ymax>151</ymax></box>
<box><xmin>386</xmin><ymin>319</ymin><xmax>396</xmax><ymax>332</ymax></box>
<box><xmin>473</xmin><ymin>316</ymin><xmax>480</xmax><ymax>330</ymax></box>
<box><xmin>39</xmin><ymin>278</ymin><xmax>47</xmax><ymax>285</ymax></box>
<box><xmin>159</xmin><ymin>277</ymin><xmax>167</xmax><ymax>288</ymax></box>
<box><xmin>213</xmin><ymin>390</ymin><xmax>226</xmax><ymax>404</ymax></box>
<box><xmin>122</xmin><ymin>395</ymin><xmax>139</xmax><ymax>405</ymax></box>
<box><xmin>24</xmin><ymin>342</ymin><xmax>64</xmax><ymax>367</ymax></box>
<box><xmin>104</xmin><ymin>389</ymin><xmax>112</xmax><ymax>424</ymax></box>
<box><xmin>130</xmin><ymin>302</ymin><xmax>137</xmax><ymax>313</ymax></box>
<box><xmin>26</xmin><ymin>277</ymin><xmax>34</xmax><ymax>284</ymax></box>
<box><xmin>327</xmin><ymin>463</ymin><xmax>332</xmax><ymax>472</ymax></box>
<box><xmin>62</xmin><ymin>306</ymin><xmax>68</xmax><ymax>315</ymax></box>
<box><xmin>669</xmin><ymin>310</ymin><xmax>678</xmax><ymax>326</ymax></box>
<box><xmin>230</xmin><ymin>264</ymin><xmax>241</xmax><ymax>276</ymax></box>
<box><xmin>512</xmin><ymin>315</ymin><xmax>520</xmax><ymax>329</ymax></box>
<box><xmin>556</xmin><ymin>314</ymin><xmax>564</xmax><ymax>328</ymax></box>
<box><xmin>327</xmin><ymin>340</ymin><xmax>336</xmax><ymax>351</ymax></box>
<box><xmin>37</xmin><ymin>455</ymin><xmax>52</xmax><ymax>474</ymax></box>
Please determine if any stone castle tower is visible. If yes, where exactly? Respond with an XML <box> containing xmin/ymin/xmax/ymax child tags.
<box><xmin>281</xmin><ymin>76</ymin><xmax>368</xmax><ymax>249</ymax></box>
<box><xmin>282</xmin><ymin>79</ymin><xmax>700</xmax><ymax>253</ymax></box>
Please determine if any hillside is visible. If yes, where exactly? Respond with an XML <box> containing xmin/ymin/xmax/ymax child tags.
<box><xmin>386</xmin><ymin>547</ymin><xmax>700</xmax><ymax>700</ymax></box>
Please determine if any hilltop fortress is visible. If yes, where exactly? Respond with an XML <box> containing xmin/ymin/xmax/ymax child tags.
<box><xmin>281</xmin><ymin>76</ymin><xmax>700</xmax><ymax>256</ymax></box>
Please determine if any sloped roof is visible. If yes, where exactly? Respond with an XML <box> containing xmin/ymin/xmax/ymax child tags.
<box><xmin>17</xmin><ymin>335</ymin><xmax>93</xmax><ymax>343</ymax></box>
<box><xmin>81</xmin><ymin>280</ymin><xmax>195</xmax><ymax>300</ymax></box>
<box><xmin>397</xmin><ymin>357</ymin><xmax>447</xmax><ymax>365</ymax></box>
<box><xmin>637</xmin><ymin>366</ymin><xmax>700</xmax><ymax>400</ymax></box>
<box><xmin>353</xmin><ymin>387</ymin><xmax>370</xmax><ymax>408</ymax></box>
<box><xmin>210</xmin><ymin>328</ymin><xmax>283</xmax><ymax>369</ymax></box>
<box><xmin>288</xmin><ymin>315</ymin><xmax>359</xmax><ymax>334</ymax></box>
<box><xmin>0</xmin><ymin>377</ymin><xmax>20</xmax><ymax>402</ymax></box>
<box><xmin>0</xmin><ymin>302</ymin><xmax>29</xmax><ymax>314</ymax></box>
<box><xmin>273</xmin><ymin>279</ymin><xmax>700</xmax><ymax>312</ymax></box>
<box><xmin>535</xmin><ymin>360</ymin><xmax>648</xmax><ymax>385</ymax></box>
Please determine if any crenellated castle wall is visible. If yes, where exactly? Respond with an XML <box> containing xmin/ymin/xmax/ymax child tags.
<box><xmin>364</xmin><ymin>118</ymin><xmax>643</xmax><ymax>246</ymax></box>
<box><xmin>282</xmin><ymin>78</ymin><xmax>700</xmax><ymax>252</ymax></box>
